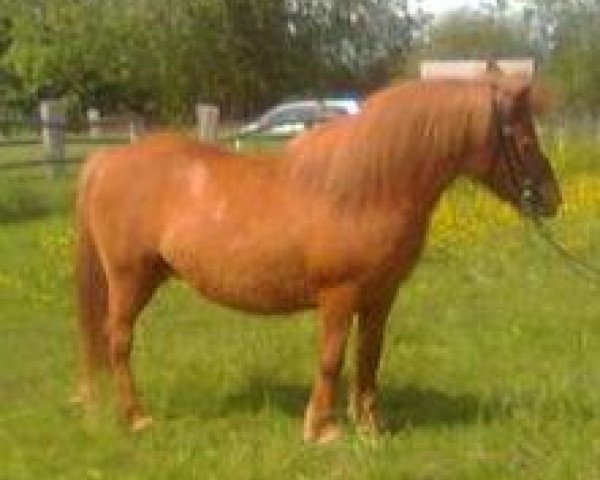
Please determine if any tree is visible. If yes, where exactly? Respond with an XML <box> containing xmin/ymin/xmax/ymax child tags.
<box><xmin>523</xmin><ymin>0</ymin><xmax>600</xmax><ymax>113</ymax></box>
<box><xmin>289</xmin><ymin>0</ymin><xmax>419</xmax><ymax>90</ymax></box>
<box><xmin>415</xmin><ymin>7</ymin><xmax>533</xmax><ymax>62</ymax></box>
<box><xmin>0</xmin><ymin>0</ymin><xmax>422</xmax><ymax>120</ymax></box>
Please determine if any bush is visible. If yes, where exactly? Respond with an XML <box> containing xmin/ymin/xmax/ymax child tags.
<box><xmin>0</xmin><ymin>175</ymin><xmax>73</xmax><ymax>222</ymax></box>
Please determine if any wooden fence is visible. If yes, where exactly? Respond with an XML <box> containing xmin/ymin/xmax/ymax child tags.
<box><xmin>2</xmin><ymin>97</ymin><xmax>597</xmax><ymax>178</ymax></box>
<box><xmin>0</xmin><ymin>101</ymin><xmax>221</xmax><ymax>176</ymax></box>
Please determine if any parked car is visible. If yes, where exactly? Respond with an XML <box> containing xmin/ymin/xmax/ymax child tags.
<box><xmin>238</xmin><ymin>98</ymin><xmax>360</xmax><ymax>137</ymax></box>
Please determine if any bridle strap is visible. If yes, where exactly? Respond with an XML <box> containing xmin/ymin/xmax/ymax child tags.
<box><xmin>491</xmin><ymin>89</ymin><xmax>600</xmax><ymax>282</ymax></box>
<box><xmin>493</xmin><ymin>89</ymin><xmax>600</xmax><ymax>281</ymax></box>
<box><xmin>491</xmin><ymin>89</ymin><xmax>536</xmax><ymax>214</ymax></box>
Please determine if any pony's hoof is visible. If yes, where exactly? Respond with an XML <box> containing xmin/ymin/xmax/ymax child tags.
<box><xmin>130</xmin><ymin>415</ymin><xmax>154</xmax><ymax>432</ymax></box>
<box><xmin>354</xmin><ymin>411</ymin><xmax>385</xmax><ymax>437</ymax></box>
<box><xmin>356</xmin><ymin>420</ymin><xmax>384</xmax><ymax>438</ymax></box>
<box><xmin>317</xmin><ymin>424</ymin><xmax>343</xmax><ymax>444</ymax></box>
<box><xmin>69</xmin><ymin>383</ymin><xmax>93</xmax><ymax>406</ymax></box>
<box><xmin>304</xmin><ymin>422</ymin><xmax>343</xmax><ymax>444</ymax></box>
<box><xmin>348</xmin><ymin>392</ymin><xmax>384</xmax><ymax>437</ymax></box>
<box><xmin>68</xmin><ymin>392</ymin><xmax>87</xmax><ymax>405</ymax></box>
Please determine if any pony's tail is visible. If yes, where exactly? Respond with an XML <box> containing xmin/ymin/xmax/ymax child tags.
<box><xmin>75</xmin><ymin>170</ymin><xmax>110</xmax><ymax>376</ymax></box>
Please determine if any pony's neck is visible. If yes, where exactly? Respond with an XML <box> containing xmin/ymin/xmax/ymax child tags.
<box><xmin>283</xmin><ymin>80</ymin><xmax>492</xmax><ymax>212</ymax></box>
<box><xmin>405</xmin><ymin>153</ymin><xmax>462</xmax><ymax>218</ymax></box>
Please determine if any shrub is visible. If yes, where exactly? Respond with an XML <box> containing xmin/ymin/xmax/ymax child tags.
<box><xmin>0</xmin><ymin>175</ymin><xmax>72</xmax><ymax>223</ymax></box>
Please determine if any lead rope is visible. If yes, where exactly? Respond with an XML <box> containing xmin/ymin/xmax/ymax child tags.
<box><xmin>492</xmin><ymin>92</ymin><xmax>600</xmax><ymax>283</ymax></box>
<box><xmin>528</xmin><ymin>214</ymin><xmax>600</xmax><ymax>282</ymax></box>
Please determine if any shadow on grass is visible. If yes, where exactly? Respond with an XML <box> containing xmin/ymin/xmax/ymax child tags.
<box><xmin>380</xmin><ymin>384</ymin><xmax>509</xmax><ymax>433</ymax></box>
<box><xmin>173</xmin><ymin>376</ymin><xmax>512</xmax><ymax>432</ymax></box>
<box><xmin>218</xmin><ymin>378</ymin><xmax>309</xmax><ymax>418</ymax></box>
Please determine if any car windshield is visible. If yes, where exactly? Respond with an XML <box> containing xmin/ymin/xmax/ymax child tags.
<box><xmin>240</xmin><ymin>98</ymin><xmax>360</xmax><ymax>136</ymax></box>
<box><xmin>263</xmin><ymin>105</ymin><xmax>316</xmax><ymax>128</ymax></box>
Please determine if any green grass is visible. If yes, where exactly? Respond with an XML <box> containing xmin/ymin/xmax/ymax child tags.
<box><xmin>2</xmin><ymin>137</ymin><xmax>600</xmax><ymax>479</ymax></box>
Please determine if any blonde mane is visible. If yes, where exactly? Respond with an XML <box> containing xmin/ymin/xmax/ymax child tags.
<box><xmin>284</xmin><ymin>79</ymin><xmax>504</xmax><ymax>206</ymax></box>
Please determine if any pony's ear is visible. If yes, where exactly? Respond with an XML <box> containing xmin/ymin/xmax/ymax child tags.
<box><xmin>528</xmin><ymin>81</ymin><xmax>553</xmax><ymax>115</ymax></box>
<box><xmin>493</xmin><ymin>78</ymin><xmax>526</xmax><ymax>117</ymax></box>
<box><xmin>494</xmin><ymin>76</ymin><xmax>551</xmax><ymax>116</ymax></box>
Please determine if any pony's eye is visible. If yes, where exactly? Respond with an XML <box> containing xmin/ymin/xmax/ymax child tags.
<box><xmin>520</xmin><ymin>137</ymin><xmax>535</xmax><ymax>151</ymax></box>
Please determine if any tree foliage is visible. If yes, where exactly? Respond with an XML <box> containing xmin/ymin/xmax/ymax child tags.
<box><xmin>3</xmin><ymin>0</ymin><xmax>598</xmax><ymax>119</ymax></box>
<box><xmin>403</xmin><ymin>5</ymin><xmax>536</xmax><ymax>79</ymax></box>
<box><xmin>405</xmin><ymin>0</ymin><xmax>600</xmax><ymax>115</ymax></box>
<box><xmin>419</xmin><ymin>9</ymin><xmax>532</xmax><ymax>60</ymax></box>
<box><xmin>0</xmin><ymin>0</ymin><xmax>417</xmax><ymax>120</ymax></box>
<box><xmin>524</xmin><ymin>0</ymin><xmax>600</xmax><ymax>113</ymax></box>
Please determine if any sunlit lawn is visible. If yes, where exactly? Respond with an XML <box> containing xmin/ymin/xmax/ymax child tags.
<box><xmin>1</xmin><ymin>136</ymin><xmax>600</xmax><ymax>479</ymax></box>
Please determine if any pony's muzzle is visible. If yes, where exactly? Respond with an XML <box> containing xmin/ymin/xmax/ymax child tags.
<box><xmin>533</xmin><ymin>179</ymin><xmax>562</xmax><ymax>217</ymax></box>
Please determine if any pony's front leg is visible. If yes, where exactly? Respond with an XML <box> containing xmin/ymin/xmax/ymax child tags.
<box><xmin>304</xmin><ymin>286</ymin><xmax>355</xmax><ymax>443</ymax></box>
<box><xmin>348</xmin><ymin>294</ymin><xmax>394</xmax><ymax>435</ymax></box>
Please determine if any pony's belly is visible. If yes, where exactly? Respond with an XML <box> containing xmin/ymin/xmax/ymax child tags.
<box><xmin>165</xmin><ymin>247</ymin><xmax>316</xmax><ymax>314</ymax></box>
<box><xmin>184</xmin><ymin>269</ymin><xmax>315</xmax><ymax>314</ymax></box>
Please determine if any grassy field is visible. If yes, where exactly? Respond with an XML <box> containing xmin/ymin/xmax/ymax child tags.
<box><xmin>1</xmin><ymin>136</ymin><xmax>600</xmax><ymax>479</ymax></box>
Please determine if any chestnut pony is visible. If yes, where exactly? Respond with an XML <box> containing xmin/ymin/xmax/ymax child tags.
<box><xmin>75</xmin><ymin>75</ymin><xmax>561</xmax><ymax>442</ymax></box>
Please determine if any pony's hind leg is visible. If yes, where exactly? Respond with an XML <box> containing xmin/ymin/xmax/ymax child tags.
<box><xmin>105</xmin><ymin>264</ymin><xmax>164</xmax><ymax>431</ymax></box>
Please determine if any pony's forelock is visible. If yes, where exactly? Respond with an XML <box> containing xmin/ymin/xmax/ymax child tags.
<box><xmin>490</xmin><ymin>74</ymin><xmax>553</xmax><ymax>115</ymax></box>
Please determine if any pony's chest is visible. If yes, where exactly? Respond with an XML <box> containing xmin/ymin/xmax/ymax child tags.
<box><xmin>305</xmin><ymin>210</ymin><xmax>427</xmax><ymax>285</ymax></box>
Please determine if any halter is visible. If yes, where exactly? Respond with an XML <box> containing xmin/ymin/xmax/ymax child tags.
<box><xmin>491</xmin><ymin>89</ymin><xmax>538</xmax><ymax>216</ymax></box>
<box><xmin>492</xmin><ymin>89</ymin><xmax>600</xmax><ymax>280</ymax></box>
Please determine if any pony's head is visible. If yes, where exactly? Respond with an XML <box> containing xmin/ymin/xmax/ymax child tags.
<box><xmin>467</xmin><ymin>77</ymin><xmax>561</xmax><ymax>217</ymax></box>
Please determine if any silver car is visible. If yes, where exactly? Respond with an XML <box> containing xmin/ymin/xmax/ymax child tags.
<box><xmin>238</xmin><ymin>98</ymin><xmax>360</xmax><ymax>137</ymax></box>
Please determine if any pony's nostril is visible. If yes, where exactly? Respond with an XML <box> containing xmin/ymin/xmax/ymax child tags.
<box><xmin>538</xmin><ymin>180</ymin><xmax>562</xmax><ymax>216</ymax></box>
<box><xmin>545</xmin><ymin>180</ymin><xmax>562</xmax><ymax>203</ymax></box>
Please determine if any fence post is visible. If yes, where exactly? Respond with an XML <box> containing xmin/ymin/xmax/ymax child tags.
<box><xmin>196</xmin><ymin>104</ymin><xmax>219</xmax><ymax>141</ymax></box>
<box><xmin>129</xmin><ymin>117</ymin><xmax>145</xmax><ymax>143</ymax></box>
<box><xmin>87</xmin><ymin>107</ymin><xmax>101</xmax><ymax>138</ymax></box>
<box><xmin>40</xmin><ymin>99</ymin><xmax>66</xmax><ymax>177</ymax></box>
<box><xmin>0</xmin><ymin>107</ymin><xmax>4</xmax><ymax>139</ymax></box>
